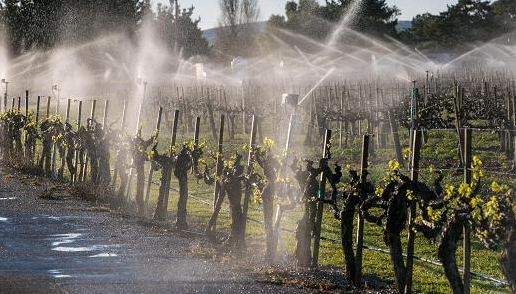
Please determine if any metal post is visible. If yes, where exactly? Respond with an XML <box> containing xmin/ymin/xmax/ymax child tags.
<box><xmin>355</xmin><ymin>134</ymin><xmax>370</xmax><ymax>285</ymax></box>
<box><xmin>312</xmin><ymin>129</ymin><xmax>332</xmax><ymax>267</ymax></box>
<box><xmin>404</xmin><ymin>130</ymin><xmax>422</xmax><ymax>294</ymax></box>
<box><xmin>463</xmin><ymin>128</ymin><xmax>472</xmax><ymax>294</ymax></box>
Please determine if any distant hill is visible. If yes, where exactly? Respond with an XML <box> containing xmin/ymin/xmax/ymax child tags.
<box><xmin>202</xmin><ymin>20</ymin><xmax>412</xmax><ymax>44</ymax></box>
<box><xmin>202</xmin><ymin>22</ymin><xmax>266</xmax><ymax>45</ymax></box>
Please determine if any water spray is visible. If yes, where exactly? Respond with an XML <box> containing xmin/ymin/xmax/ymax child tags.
<box><xmin>297</xmin><ymin>67</ymin><xmax>336</xmax><ymax>106</ymax></box>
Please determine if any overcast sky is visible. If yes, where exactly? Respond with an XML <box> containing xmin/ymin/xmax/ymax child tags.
<box><xmin>155</xmin><ymin>0</ymin><xmax>470</xmax><ymax>30</ymax></box>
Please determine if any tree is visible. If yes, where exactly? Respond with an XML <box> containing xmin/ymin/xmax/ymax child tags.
<box><xmin>154</xmin><ymin>1</ymin><xmax>210</xmax><ymax>59</ymax></box>
<box><xmin>267</xmin><ymin>0</ymin><xmax>399</xmax><ymax>41</ymax></box>
<box><xmin>322</xmin><ymin>0</ymin><xmax>400</xmax><ymax>38</ymax></box>
<box><xmin>403</xmin><ymin>0</ymin><xmax>500</xmax><ymax>51</ymax></box>
<box><xmin>1</xmin><ymin>0</ymin><xmax>144</xmax><ymax>55</ymax></box>
<box><xmin>215</xmin><ymin>0</ymin><xmax>261</xmax><ymax>58</ymax></box>
<box><xmin>493</xmin><ymin>0</ymin><xmax>516</xmax><ymax>33</ymax></box>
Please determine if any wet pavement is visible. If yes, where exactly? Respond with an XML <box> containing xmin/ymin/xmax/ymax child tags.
<box><xmin>0</xmin><ymin>174</ymin><xmax>308</xmax><ymax>294</ymax></box>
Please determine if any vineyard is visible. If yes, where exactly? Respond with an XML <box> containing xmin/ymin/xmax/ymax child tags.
<box><xmin>1</xmin><ymin>70</ymin><xmax>516</xmax><ymax>294</ymax></box>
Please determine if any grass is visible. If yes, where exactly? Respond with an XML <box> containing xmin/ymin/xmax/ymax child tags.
<box><xmin>13</xmin><ymin>102</ymin><xmax>514</xmax><ymax>293</ymax></box>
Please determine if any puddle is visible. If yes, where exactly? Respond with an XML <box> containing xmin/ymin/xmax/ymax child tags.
<box><xmin>52</xmin><ymin>244</ymin><xmax>119</xmax><ymax>252</ymax></box>
<box><xmin>53</xmin><ymin>246</ymin><xmax>97</xmax><ymax>252</ymax></box>
<box><xmin>0</xmin><ymin>217</ymin><xmax>7</xmax><ymax>222</ymax></box>
<box><xmin>89</xmin><ymin>253</ymin><xmax>118</xmax><ymax>258</ymax></box>
<box><xmin>0</xmin><ymin>197</ymin><xmax>17</xmax><ymax>200</ymax></box>
<box><xmin>50</xmin><ymin>233</ymin><xmax>82</xmax><ymax>246</ymax></box>
<box><xmin>47</xmin><ymin>269</ymin><xmax>71</xmax><ymax>278</ymax></box>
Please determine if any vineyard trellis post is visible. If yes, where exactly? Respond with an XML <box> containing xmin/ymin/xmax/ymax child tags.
<box><xmin>112</xmin><ymin>99</ymin><xmax>128</xmax><ymax>186</ymax></box>
<box><xmin>194</xmin><ymin>116</ymin><xmax>201</xmax><ymax>145</ymax></box>
<box><xmin>35</xmin><ymin>96</ymin><xmax>41</xmax><ymax>125</ymax></box>
<box><xmin>144</xmin><ymin>106</ymin><xmax>163</xmax><ymax>204</ymax></box>
<box><xmin>33</xmin><ymin>96</ymin><xmax>41</xmax><ymax>159</ymax></box>
<box><xmin>241</xmin><ymin>115</ymin><xmax>257</xmax><ymax>244</ymax></box>
<box><xmin>404</xmin><ymin>129</ymin><xmax>422</xmax><ymax>294</ymax></box>
<box><xmin>355</xmin><ymin>134</ymin><xmax>370</xmax><ymax>285</ymax></box>
<box><xmin>206</xmin><ymin>114</ymin><xmax>225</xmax><ymax>236</ymax></box>
<box><xmin>463</xmin><ymin>128</ymin><xmax>472</xmax><ymax>294</ymax></box>
<box><xmin>24</xmin><ymin>92</ymin><xmax>29</xmax><ymax>155</ymax></box>
<box><xmin>213</xmin><ymin>114</ymin><xmax>225</xmax><ymax>209</ymax></box>
<box><xmin>81</xmin><ymin>100</ymin><xmax>96</xmax><ymax>182</ymax></box>
<box><xmin>24</xmin><ymin>91</ymin><xmax>28</xmax><ymax>117</ymax></box>
<box><xmin>58</xmin><ymin>99</ymin><xmax>71</xmax><ymax>180</ymax></box>
<box><xmin>73</xmin><ymin>100</ymin><xmax>83</xmax><ymax>184</ymax></box>
<box><xmin>46</xmin><ymin>96</ymin><xmax>51</xmax><ymax>117</ymax></box>
<box><xmin>157</xmin><ymin>109</ymin><xmax>180</xmax><ymax>220</ymax></box>
<box><xmin>125</xmin><ymin>101</ymin><xmax>144</xmax><ymax>200</ymax></box>
<box><xmin>312</xmin><ymin>129</ymin><xmax>332</xmax><ymax>267</ymax></box>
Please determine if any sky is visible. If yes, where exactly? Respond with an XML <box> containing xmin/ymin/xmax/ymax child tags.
<box><xmin>156</xmin><ymin>0</ymin><xmax>465</xmax><ymax>30</ymax></box>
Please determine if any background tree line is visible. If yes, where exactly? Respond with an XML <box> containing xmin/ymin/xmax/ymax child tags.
<box><xmin>1</xmin><ymin>0</ymin><xmax>515</xmax><ymax>61</ymax></box>
<box><xmin>0</xmin><ymin>0</ymin><xmax>209</xmax><ymax>59</ymax></box>
<box><xmin>267</xmin><ymin>0</ymin><xmax>516</xmax><ymax>53</ymax></box>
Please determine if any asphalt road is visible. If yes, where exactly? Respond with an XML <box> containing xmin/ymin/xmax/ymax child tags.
<box><xmin>0</xmin><ymin>172</ymin><xmax>308</xmax><ymax>294</ymax></box>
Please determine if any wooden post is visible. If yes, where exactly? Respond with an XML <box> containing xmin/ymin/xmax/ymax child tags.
<box><xmin>241</xmin><ymin>115</ymin><xmax>257</xmax><ymax>242</ymax></box>
<box><xmin>25</xmin><ymin>91</ymin><xmax>29</xmax><ymax>116</ymax></box>
<box><xmin>339</xmin><ymin>90</ymin><xmax>344</xmax><ymax>148</ymax></box>
<box><xmin>112</xmin><ymin>100</ymin><xmax>128</xmax><ymax>186</ymax></box>
<box><xmin>33</xmin><ymin>96</ymin><xmax>41</xmax><ymax>159</ymax></box>
<box><xmin>194</xmin><ymin>116</ymin><xmax>201</xmax><ymax>145</ymax></box>
<box><xmin>58</xmin><ymin>99</ymin><xmax>72</xmax><ymax>180</ymax></box>
<box><xmin>160</xmin><ymin>110</ymin><xmax>181</xmax><ymax>217</ymax></box>
<box><xmin>355</xmin><ymin>134</ymin><xmax>370</xmax><ymax>285</ymax></box>
<box><xmin>170</xmin><ymin>110</ymin><xmax>180</xmax><ymax>150</ymax></box>
<box><xmin>73</xmin><ymin>101</ymin><xmax>83</xmax><ymax>184</ymax></box>
<box><xmin>17</xmin><ymin>96</ymin><xmax>20</xmax><ymax>111</ymax></box>
<box><xmin>80</xmin><ymin>100</ymin><xmax>96</xmax><ymax>181</ymax></box>
<box><xmin>463</xmin><ymin>128</ymin><xmax>472</xmax><ymax>294</ymax></box>
<box><xmin>46</xmin><ymin>96</ymin><xmax>51</xmax><ymax>117</ymax></box>
<box><xmin>125</xmin><ymin>100</ymin><xmax>145</xmax><ymax>201</ymax></box>
<box><xmin>312</xmin><ymin>129</ymin><xmax>332</xmax><ymax>268</ymax></box>
<box><xmin>213</xmin><ymin>115</ymin><xmax>225</xmax><ymax>209</ymax></box>
<box><xmin>35</xmin><ymin>96</ymin><xmax>41</xmax><ymax>125</ymax></box>
<box><xmin>144</xmin><ymin>106</ymin><xmax>163</xmax><ymax>204</ymax></box>
<box><xmin>389</xmin><ymin>111</ymin><xmax>404</xmax><ymax>166</ymax></box>
<box><xmin>404</xmin><ymin>130</ymin><xmax>422</xmax><ymax>294</ymax></box>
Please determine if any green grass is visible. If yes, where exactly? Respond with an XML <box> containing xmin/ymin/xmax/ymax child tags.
<box><xmin>15</xmin><ymin>102</ymin><xmax>513</xmax><ymax>293</ymax></box>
